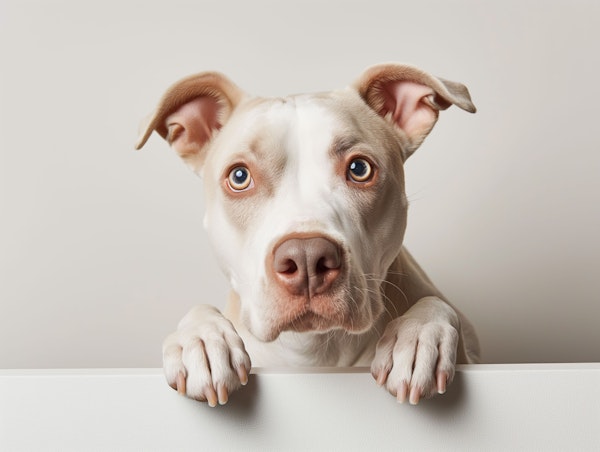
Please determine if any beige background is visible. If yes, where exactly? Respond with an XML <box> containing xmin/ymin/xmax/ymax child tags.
<box><xmin>1</xmin><ymin>0</ymin><xmax>599</xmax><ymax>368</ymax></box>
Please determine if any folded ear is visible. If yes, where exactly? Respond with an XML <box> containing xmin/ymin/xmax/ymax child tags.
<box><xmin>135</xmin><ymin>72</ymin><xmax>245</xmax><ymax>168</ymax></box>
<box><xmin>353</xmin><ymin>63</ymin><xmax>476</xmax><ymax>158</ymax></box>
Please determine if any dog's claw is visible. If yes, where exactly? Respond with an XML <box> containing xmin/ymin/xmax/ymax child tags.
<box><xmin>396</xmin><ymin>381</ymin><xmax>409</xmax><ymax>404</ymax></box>
<box><xmin>437</xmin><ymin>371</ymin><xmax>448</xmax><ymax>394</ymax></box>
<box><xmin>237</xmin><ymin>364</ymin><xmax>249</xmax><ymax>386</ymax></box>
<box><xmin>217</xmin><ymin>383</ymin><xmax>229</xmax><ymax>405</ymax></box>
<box><xmin>375</xmin><ymin>370</ymin><xmax>388</xmax><ymax>387</ymax></box>
<box><xmin>206</xmin><ymin>386</ymin><xmax>218</xmax><ymax>408</ymax></box>
<box><xmin>176</xmin><ymin>371</ymin><xmax>186</xmax><ymax>396</ymax></box>
<box><xmin>409</xmin><ymin>386</ymin><xmax>422</xmax><ymax>405</ymax></box>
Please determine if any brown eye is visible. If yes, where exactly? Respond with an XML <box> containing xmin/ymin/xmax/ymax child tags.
<box><xmin>347</xmin><ymin>158</ymin><xmax>373</xmax><ymax>183</ymax></box>
<box><xmin>227</xmin><ymin>166</ymin><xmax>253</xmax><ymax>191</ymax></box>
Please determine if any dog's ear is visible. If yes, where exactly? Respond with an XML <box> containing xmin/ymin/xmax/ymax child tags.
<box><xmin>353</xmin><ymin>63</ymin><xmax>476</xmax><ymax>158</ymax></box>
<box><xmin>135</xmin><ymin>72</ymin><xmax>245</xmax><ymax>169</ymax></box>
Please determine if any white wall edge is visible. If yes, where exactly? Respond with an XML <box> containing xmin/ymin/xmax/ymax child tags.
<box><xmin>1</xmin><ymin>364</ymin><xmax>599</xmax><ymax>451</ymax></box>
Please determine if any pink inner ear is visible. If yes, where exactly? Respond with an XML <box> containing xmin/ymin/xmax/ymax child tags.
<box><xmin>381</xmin><ymin>81</ymin><xmax>439</xmax><ymax>141</ymax></box>
<box><xmin>165</xmin><ymin>96</ymin><xmax>221</xmax><ymax>158</ymax></box>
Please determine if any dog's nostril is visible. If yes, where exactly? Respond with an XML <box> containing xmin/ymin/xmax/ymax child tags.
<box><xmin>280</xmin><ymin>259</ymin><xmax>298</xmax><ymax>275</ymax></box>
<box><xmin>316</xmin><ymin>255</ymin><xmax>339</xmax><ymax>273</ymax></box>
<box><xmin>316</xmin><ymin>258</ymin><xmax>328</xmax><ymax>273</ymax></box>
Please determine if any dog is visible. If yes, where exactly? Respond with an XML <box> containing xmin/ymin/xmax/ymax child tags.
<box><xmin>136</xmin><ymin>63</ymin><xmax>480</xmax><ymax>407</ymax></box>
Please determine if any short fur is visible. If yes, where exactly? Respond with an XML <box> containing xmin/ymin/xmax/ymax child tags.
<box><xmin>136</xmin><ymin>63</ymin><xmax>480</xmax><ymax>407</ymax></box>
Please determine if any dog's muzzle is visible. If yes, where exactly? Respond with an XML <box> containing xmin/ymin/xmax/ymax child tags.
<box><xmin>258</xmin><ymin>234</ymin><xmax>373</xmax><ymax>339</ymax></box>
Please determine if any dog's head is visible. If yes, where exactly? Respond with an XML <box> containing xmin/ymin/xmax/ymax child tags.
<box><xmin>136</xmin><ymin>64</ymin><xmax>475</xmax><ymax>342</ymax></box>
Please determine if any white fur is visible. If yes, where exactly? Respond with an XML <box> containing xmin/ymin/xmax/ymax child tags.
<box><xmin>140</xmin><ymin>64</ymin><xmax>480</xmax><ymax>407</ymax></box>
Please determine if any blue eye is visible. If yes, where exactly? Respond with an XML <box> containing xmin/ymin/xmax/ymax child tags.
<box><xmin>228</xmin><ymin>166</ymin><xmax>252</xmax><ymax>191</ymax></box>
<box><xmin>347</xmin><ymin>158</ymin><xmax>373</xmax><ymax>183</ymax></box>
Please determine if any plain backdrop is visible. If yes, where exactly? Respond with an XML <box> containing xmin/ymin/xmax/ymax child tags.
<box><xmin>1</xmin><ymin>0</ymin><xmax>599</xmax><ymax>368</ymax></box>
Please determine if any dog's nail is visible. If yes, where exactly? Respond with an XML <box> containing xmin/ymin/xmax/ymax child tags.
<box><xmin>437</xmin><ymin>372</ymin><xmax>448</xmax><ymax>394</ymax></box>
<box><xmin>397</xmin><ymin>382</ymin><xmax>409</xmax><ymax>404</ymax></box>
<box><xmin>409</xmin><ymin>387</ymin><xmax>421</xmax><ymax>405</ymax></box>
<box><xmin>375</xmin><ymin>371</ymin><xmax>387</xmax><ymax>387</ymax></box>
<box><xmin>206</xmin><ymin>387</ymin><xmax>218</xmax><ymax>408</ymax></box>
<box><xmin>217</xmin><ymin>384</ymin><xmax>229</xmax><ymax>405</ymax></box>
<box><xmin>176</xmin><ymin>371</ymin><xmax>187</xmax><ymax>396</ymax></box>
<box><xmin>238</xmin><ymin>365</ymin><xmax>249</xmax><ymax>386</ymax></box>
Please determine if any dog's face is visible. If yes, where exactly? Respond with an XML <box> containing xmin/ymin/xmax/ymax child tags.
<box><xmin>136</xmin><ymin>64</ymin><xmax>475</xmax><ymax>342</ymax></box>
<box><xmin>202</xmin><ymin>92</ymin><xmax>408</xmax><ymax>341</ymax></box>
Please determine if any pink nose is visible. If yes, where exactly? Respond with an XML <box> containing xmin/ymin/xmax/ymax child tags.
<box><xmin>272</xmin><ymin>237</ymin><xmax>342</xmax><ymax>297</ymax></box>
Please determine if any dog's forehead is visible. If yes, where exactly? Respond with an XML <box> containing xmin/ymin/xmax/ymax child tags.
<box><xmin>215</xmin><ymin>90</ymin><xmax>373</xmax><ymax>158</ymax></box>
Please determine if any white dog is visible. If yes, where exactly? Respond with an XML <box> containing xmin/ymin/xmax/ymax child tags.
<box><xmin>136</xmin><ymin>63</ymin><xmax>480</xmax><ymax>407</ymax></box>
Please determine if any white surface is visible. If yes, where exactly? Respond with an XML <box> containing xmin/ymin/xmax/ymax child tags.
<box><xmin>1</xmin><ymin>365</ymin><xmax>599</xmax><ymax>451</ymax></box>
<box><xmin>1</xmin><ymin>0</ymin><xmax>600</xmax><ymax>368</ymax></box>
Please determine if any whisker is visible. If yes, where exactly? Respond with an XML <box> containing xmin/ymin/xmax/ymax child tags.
<box><xmin>405</xmin><ymin>188</ymin><xmax>429</xmax><ymax>204</ymax></box>
<box><xmin>363</xmin><ymin>275</ymin><xmax>409</xmax><ymax>309</ymax></box>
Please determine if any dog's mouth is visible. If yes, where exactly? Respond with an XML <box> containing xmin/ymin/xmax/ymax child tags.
<box><xmin>282</xmin><ymin>310</ymin><xmax>332</xmax><ymax>333</ymax></box>
<box><xmin>267</xmin><ymin>298</ymin><xmax>360</xmax><ymax>339</ymax></box>
<box><xmin>250</xmin><ymin>265</ymin><xmax>377</xmax><ymax>342</ymax></box>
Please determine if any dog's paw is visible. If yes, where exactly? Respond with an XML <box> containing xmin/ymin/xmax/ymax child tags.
<box><xmin>162</xmin><ymin>305</ymin><xmax>251</xmax><ymax>406</ymax></box>
<box><xmin>370</xmin><ymin>297</ymin><xmax>459</xmax><ymax>405</ymax></box>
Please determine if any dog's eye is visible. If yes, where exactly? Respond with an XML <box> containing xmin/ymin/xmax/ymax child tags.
<box><xmin>347</xmin><ymin>158</ymin><xmax>373</xmax><ymax>183</ymax></box>
<box><xmin>227</xmin><ymin>166</ymin><xmax>253</xmax><ymax>191</ymax></box>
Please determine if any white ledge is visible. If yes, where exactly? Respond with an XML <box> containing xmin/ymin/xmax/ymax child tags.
<box><xmin>1</xmin><ymin>364</ymin><xmax>599</xmax><ymax>451</ymax></box>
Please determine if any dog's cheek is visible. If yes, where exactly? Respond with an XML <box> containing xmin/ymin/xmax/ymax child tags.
<box><xmin>365</xmin><ymin>176</ymin><xmax>407</xmax><ymax>268</ymax></box>
<box><xmin>344</xmin><ymin>272</ymin><xmax>382</xmax><ymax>333</ymax></box>
<box><xmin>204</xmin><ymin>200</ymin><xmax>249</xmax><ymax>287</ymax></box>
<box><xmin>339</xmin><ymin>186</ymin><xmax>401</xmax><ymax>275</ymax></box>
<box><xmin>219</xmin><ymin>195</ymin><xmax>255</xmax><ymax>231</ymax></box>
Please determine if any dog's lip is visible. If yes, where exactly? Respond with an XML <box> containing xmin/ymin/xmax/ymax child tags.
<box><xmin>278</xmin><ymin>309</ymin><xmax>336</xmax><ymax>334</ymax></box>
